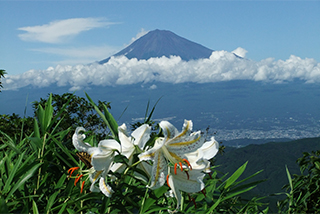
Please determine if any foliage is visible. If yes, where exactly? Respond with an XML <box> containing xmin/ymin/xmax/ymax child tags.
<box><xmin>0</xmin><ymin>69</ymin><xmax>7</xmax><ymax>92</ymax></box>
<box><xmin>0</xmin><ymin>113</ymin><xmax>34</xmax><ymax>142</ymax></box>
<box><xmin>278</xmin><ymin>150</ymin><xmax>320</xmax><ymax>213</ymax></box>
<box><xmin>215</xmin><ymin>138</ymin><xmax>320</xmax><ymax>212</ymax></box>
<box><xmin>0</xmin><ymin>93</ymin><xmax>268</xmax><ymax>213</ymax></box>
<box><xmin>32</xmin><ymin>93</ymin><xmax>112</xmax><ymax>141</ymax></box>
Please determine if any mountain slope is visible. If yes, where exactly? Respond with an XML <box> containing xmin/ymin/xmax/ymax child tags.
<box><xmin>99</xmin><ymin>29</ymin><xmax>213</xmax><ymax>64</ymax></box>
<box><xmin>215</xmin><ymin>137</ymin><xmax>320</xmax><ymax>212</ymax></box>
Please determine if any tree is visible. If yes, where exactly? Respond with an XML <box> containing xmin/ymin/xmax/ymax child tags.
<box><xmin>278</xmin><ymin>150</ymin><xmax>320</xmax><ymax>213</ymax></box>
<box><xmin>0</xmin><ymin>69</ymin><xmax>7</xmax><ymax>92</ymax></box>
<box><xmin>32</xmin><ymin>93</ymin><xmax>112</xmax><ymax>141</ymax></box>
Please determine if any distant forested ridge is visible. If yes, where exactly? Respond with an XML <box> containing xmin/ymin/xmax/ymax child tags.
<box><xmin>215</xmin><ymin>137</ymin><xmax>320</xmax><ymax>212</ymax></box>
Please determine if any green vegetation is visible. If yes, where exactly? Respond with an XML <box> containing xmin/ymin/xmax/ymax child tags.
<box><xmin>0</xmin><ymin>69</ymin><xmax>6</xmax><ymax>92</ymax></box>
<box><xmin>215</xmin><ymin>137</ymin><xmax>320</xmax><ymax>212</ymax></box>
<box><xmin>0</xmin><ymin>92</ymin><xmax>319</xmax><ymax>213</ymax></box>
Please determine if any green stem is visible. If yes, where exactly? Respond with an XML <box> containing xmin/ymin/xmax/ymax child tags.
<box><xmin>36</xmin><ymin>133</ymin><xmax>47</xmax><ymax>192</ymax></box>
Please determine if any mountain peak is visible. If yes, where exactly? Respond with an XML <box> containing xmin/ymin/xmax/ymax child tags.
<box><xmin>99</xmin><ymin>29</ymin><xmax>213</xmax><ymax>64</ymax></box>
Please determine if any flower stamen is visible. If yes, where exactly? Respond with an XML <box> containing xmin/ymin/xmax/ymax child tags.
<box><xmin>174</xmin><ymin>163</ymin><xmax>178</xmax><ymax>174</ymax></box>
<box><xmin>166</xmin><ymin>175</ymin><xmax>170</xmax><ymax>188</ymax></box>
<box><xmin>81</xmin><ymin>181</ymin><xmax>85</xmax><ymax>193</ymax></box>
<box><xmin>74</xmin><ymin>174</ymin><xmax>83</xmax><ymax>186</ymax></box>
<box><xmin>179</xmin><ymin>162</ymin><xmax>183</xmax><ymax>171</ymax></box>
<box><xmin>201</xmin><ymin>188</ymin><xmax>206</xmax><ymax>197</ymax></box>
<box><xmin>185</xmin><ymin>171</ymin><xmax>190</xmax><ymax>180</ymax></box>
<box><xmin>188</xmin><ymin>194</ymin><xmax>197</xmax><ymax>208</ymax></box>
<box><xmin>68</xmin><ymin>167</ymin><xmax>80</xmax><ymax>177</ymax></box>
<box><xmin>182</xmin><ymin>158</ymin><xmax>192</xmax><ymax>170</ymax></box>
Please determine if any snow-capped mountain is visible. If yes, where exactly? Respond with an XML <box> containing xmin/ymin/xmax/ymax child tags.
<box><xmin>99</xmin><ymin>29</ymin><xmax>214</xmax><ymax>64</ymax></box>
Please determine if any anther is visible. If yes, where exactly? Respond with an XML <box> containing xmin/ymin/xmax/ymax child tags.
<box><xmin>179</xmin><ymin>162</ymin><xmax>183</xmax><ymax>171</ymax></box>
<box><xmin>182</xmin><ymin>158</ymin><xmax>192</xmax><ymax>170</ymax></box>
<box><xmin>174</xmin><ymin>163</ymin><xmax>178</xmax><ymax>174</ymax></box>
<box><xmin>81</xmin><ymin>181</ymin><xmax>85</xmax><ymax>193</ymax></box>
<box><xmin>74</xmin><ymin>174</ymin><xmax>83</xmax><ymax>186</ymax></box>
<box><xmin>166</xmin><ymin>175</ymin><xmax>170</xmax><ymax>188</ymax></box>
<box><xmin>68</xmin><ymin>167</ymin><xmax>80</xmax><ymax>177</ymax></box>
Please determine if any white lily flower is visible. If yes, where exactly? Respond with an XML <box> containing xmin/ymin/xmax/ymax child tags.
<box><xmin>167</xmin><ymin>166</ymin><xmax>205</xmax><ymax>211</ymax></box>
<box><xmin>138</xmin><ymin>120</ymin><xmax>205</xmax><ymax>189</ymax></box>
<box><xmin>72</xmin><ymin>127</ymin><xmax>121</xmax><ymax>197</ymax></box>
<box><xmin>110</xmin><ymin>123</ymin><xmax>151</xmax><ymax>173</ymax></box>
<box><xmin>185</xmin><ymin>136</ymin><xmax>220</xmax><ymax>173</ymax></box>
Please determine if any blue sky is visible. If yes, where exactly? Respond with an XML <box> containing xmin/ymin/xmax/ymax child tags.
<box><xmin>0</xmin><ymin>0</ymin><xmax>319</xmax><ymax>88</ymax></box>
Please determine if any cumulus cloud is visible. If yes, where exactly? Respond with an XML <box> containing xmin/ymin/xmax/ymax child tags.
<box><xmin>3</xmin><ymin>48</ymin><xmax>320</xmax><ymax>91</ymax></box>
<box><xmin>18</xmin><ymin>18</ymin><xmax>117</xmax><ymax>43</ymax></box>
<box><xmin>232</xmin><ymin>47</ymin><xmax>247</xmax><ymax>58</ymax></box>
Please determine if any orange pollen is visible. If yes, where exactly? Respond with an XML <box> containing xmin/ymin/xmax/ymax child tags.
<box><xmin>68</xmin><ymin>167</ymin><xmax>80</xmax><ymax>177</ymax></box>
<box><xmin>174</xmin><ymin>163</ymin><xmax>178</xmax><ymax>174</ymax></box>
<box><xmin>179</xmin><ymin>162</ymin><xmax>183</xmax><ymax>171</ymax></box>
<box><xmin>166</xmin><ymin>175</ymin><xmax>170</xmax><ymax>188</ymax></box>
<box><xmin>182</xmin><ymin>159</ymin><xmax>192</xmax><ymax>170</ymax></box>
<box><xmin>81</xmin><ymin>181</ymin><xmax>85</xmax><ymax>193</ymax></box>
<box><xmin>74</xmin><ymin>174</ymin><xmax>83</xmax><ymax>186</ymax></box>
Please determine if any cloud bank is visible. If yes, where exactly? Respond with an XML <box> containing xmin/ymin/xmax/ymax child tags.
<box><xmin>4</xmin><ymin>48</ymin><xmax>320</xmax><ymax>91</ymax></box>
<box><xmin>18</xmin><ymin>18</ymin><xmax>116</xmax><ymax>43</ymax></box>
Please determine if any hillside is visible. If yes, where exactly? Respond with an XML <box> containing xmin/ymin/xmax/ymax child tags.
<box><xmin>214</xmin><ymin>137</ymin><xmax>320</xmax><ymax>211</ymax></box>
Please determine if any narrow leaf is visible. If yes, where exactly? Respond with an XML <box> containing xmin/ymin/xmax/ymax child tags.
<box><xmin>32</xmin><ymin>200</ymin><xmax>39</xmax><ymax>214</ymax></box>
<box><xmin>85</xmin><ymin>92</ymin><xmax>119</xmax><ymax>141</ymax></box>
<box><xmin>3</xmin><ymin>151</ymin><xmax>26</xmax><ymax>194</ymax></box>
<box><xmin>6</xmin><ymin>163</ymin><xmax>42</xmax><ymax>200</ymax></box>
<box><xmin>224</xmin><ymin>161</ymin><xmax>248</xmax><ymax>189</ymax></box>
<box><xmin>46</xmin><ymin>191</ymin><xmax>59</xmax><ymax>213</ymax></box>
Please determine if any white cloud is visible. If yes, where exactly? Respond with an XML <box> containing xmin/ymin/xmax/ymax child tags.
<box><xmin>3</xmin><ymin>48</ymin><xmax>320</xmax><ymax>91</ymax></box>
<box><xmin>127</xmin><ymin>28</ymin><xmax>149</xmax><ymax>46</ymax></box>
<box><xmin>232</xmin><ymin>47</ymin><xmax>248</xmax><ymax>58</ymax></box>
<box><xmin>30</xmin><ymin>45</ymin><xmax>119</xmax><ymax>65</ymax></box>
<box><xmin>18</xmin><ymin>18</ymin><xmax>117</xmax><ymax>43</ymax></box>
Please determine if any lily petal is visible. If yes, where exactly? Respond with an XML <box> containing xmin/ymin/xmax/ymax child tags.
<box><xmin>91</xmin><ymin>151</ymin><xmax>114</xmax><ymax>171</ymax></box>
<box><xmin>99</xmin><ymin>177</ymin><xmax>114</xmax><ymax>197</ymax></box>
<box><xmin>72</xmin><ymin>127</ymin><xmax>92</xmax><ymax>152</ymax></box>
<box><xmin>197</xmin><ymin>137</ymin><xmax>219</xmax><ymax>160</ymax></box>
<box><xmin>131</xmin><ymin>124</ymin><xmax>151</xmax><ymax>150</ymax></box>
<box><xmin>99</xmin><ymin>139</ymin><xmax>121</xmax><ymax>153</ymax></box>
<box><xmin>159</xmin><ymin>121</ymin><xmax>179</xmax><ymax>140</ymax></box>
<box><xmin>148</xmin><ymin>151</ymin><xmax>168</xmax><ymax>189</ymax></box>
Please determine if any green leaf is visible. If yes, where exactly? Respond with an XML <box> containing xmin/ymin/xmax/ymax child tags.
<box><xmin>224</xmin><ymin>161</ymin><xmax>248</xmax><ymax>189</ymax></box>
<box><xmin>3</xmin><ymin>151</ymin><xmax>26</xmax><ymax>194</ymax></box>
<box><xmin>33</xmin><ymin>117</ymin><xmax>40</xmax><ymax>138</ymax></box>
<box><xmin>286</xmin><ymin>165</ymin><xmax>293</xmax><ymax>192</ymax></box>
<box><xmin>48</xmin><ymin>92</ymin><xmax>74</xmax><ymax>131</ymax></box>
<box><xmin>0</xmin><ymin>198</ymin><xmax>9</xmax><ymax>214</ymax></box>
<box><xmin>32</xmin><ymin>200</ymin><xmax>39</xmax><ymax>214</ymax></box>
<box><xmin>145</xmin><ymin>96</ymin><xmax>162</xmax><ymax>124</ymax></box>
<box><xmin>44</xmin><ymin>93</ymin><xmax>53</xmax><ymax>132</ymax></box>
<box><xmin>6</xmin><ymin>162</ymin><xmax>42</xmax><ymax>200</ymax></box>
<box><xmin>207</xmin><ymin>198</ymin><xmax>221</xmax><ymax>213</ymax></box>
<box><xmin>85</xmin><ymin>92</ymin><xmax>119</xmax><ymax>142</ymax></box>
<box><xmin>57</xmin><ymin>203</ymin><xmax>68</xmax><ymax>214</ymax></box>
<box><xmin>223</xmin><ymin>186</ymin><xmax>256</xmax><ymax>201</ymax></box>
<box><xmin>46</xmin><ymin>191</ymin><xmax>59</xmax><ymax>213</ymax></box>
<box><xmin>37</xmin><ymin>104</ymin><xmax>45</xmax><ymax>134</ymax></box>
<box><xmin>140</xmin><ymin>198</ymin><xmax>156</xmax><ymax>213</ymax></box>
<box><xmin>0</xmin><ymin>130</ymin><xmax>20</xmax><ymax>153</ymax></box>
